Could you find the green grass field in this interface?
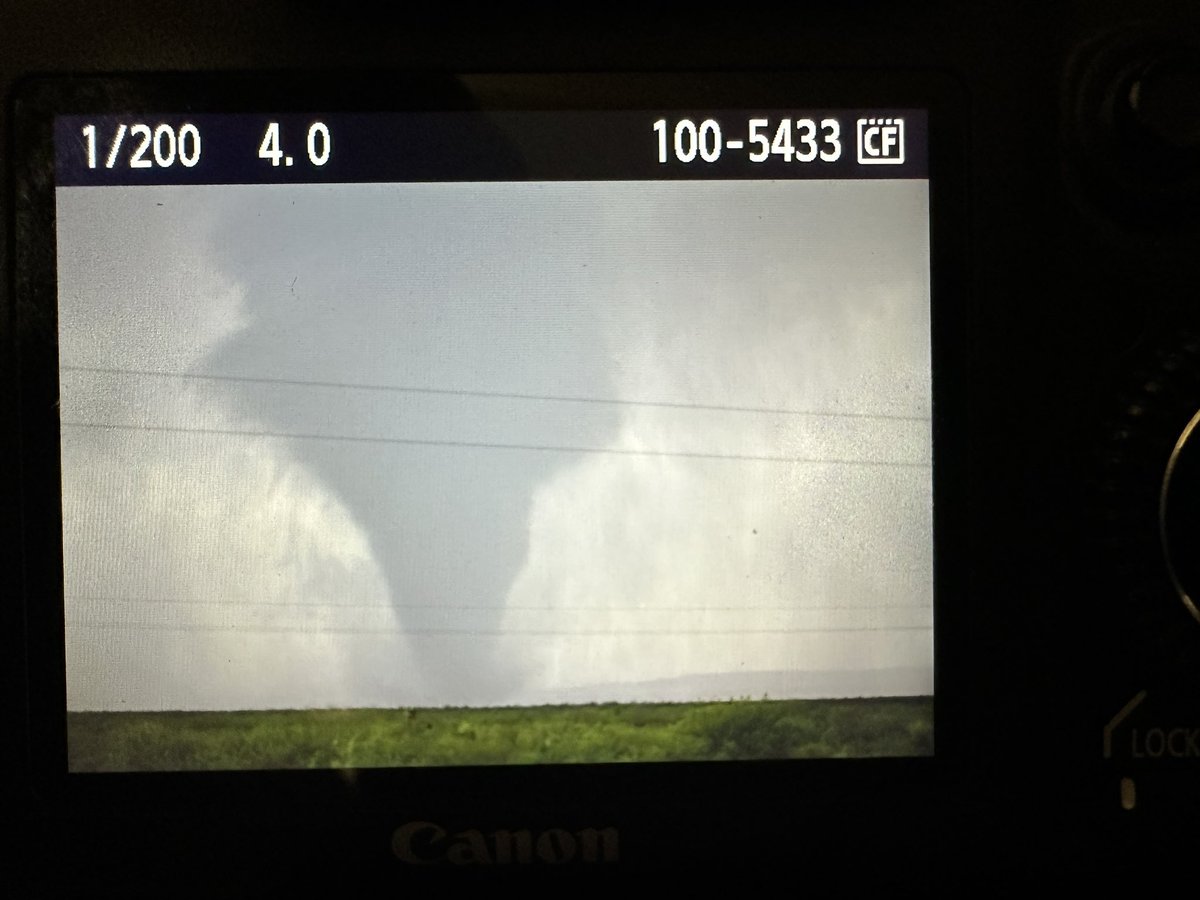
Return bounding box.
[67,696,933,772]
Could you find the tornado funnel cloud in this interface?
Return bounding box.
[199,184,625,704]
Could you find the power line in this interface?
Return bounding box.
[68,620,933,637]
[61,420,932,468]
[61,364,932,423]
[65,595,932,612]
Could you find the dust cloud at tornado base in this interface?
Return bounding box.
[56,179,932,710]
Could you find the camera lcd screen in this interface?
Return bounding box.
[51,108,933,771]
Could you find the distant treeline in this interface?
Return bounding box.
[67,696,933,772]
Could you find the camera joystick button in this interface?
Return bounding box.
[1066,34,1200,228]
[1124,56,1200,157]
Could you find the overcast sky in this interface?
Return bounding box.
[56,178,932,711]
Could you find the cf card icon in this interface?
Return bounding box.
[856,117,905,165]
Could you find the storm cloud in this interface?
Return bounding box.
[56,178,932,710]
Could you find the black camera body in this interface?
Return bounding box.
[3,0,1198,886]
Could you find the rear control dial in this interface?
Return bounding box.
[1161,408,1200,624]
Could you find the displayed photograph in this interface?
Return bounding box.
[56,177,933,770]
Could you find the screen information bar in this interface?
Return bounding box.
[56,111,927,186]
